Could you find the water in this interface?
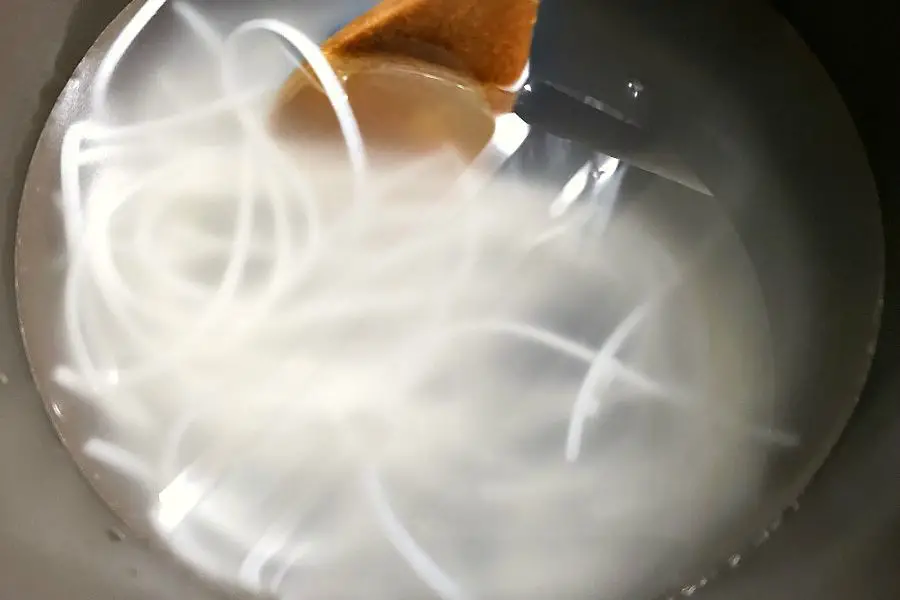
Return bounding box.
[15,2,805,599]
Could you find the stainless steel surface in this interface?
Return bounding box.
[0,0,895,599]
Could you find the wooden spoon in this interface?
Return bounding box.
[327,0,535,93]
[271,0,538,157]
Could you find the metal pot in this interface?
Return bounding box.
[0,0,896,598]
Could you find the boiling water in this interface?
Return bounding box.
[15,2,797,599]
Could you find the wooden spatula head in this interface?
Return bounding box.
[322,0,538,89]
[272,0,539,156]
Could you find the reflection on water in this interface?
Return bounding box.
[15,2,799,600]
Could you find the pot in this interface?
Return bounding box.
[0,0,896,598]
